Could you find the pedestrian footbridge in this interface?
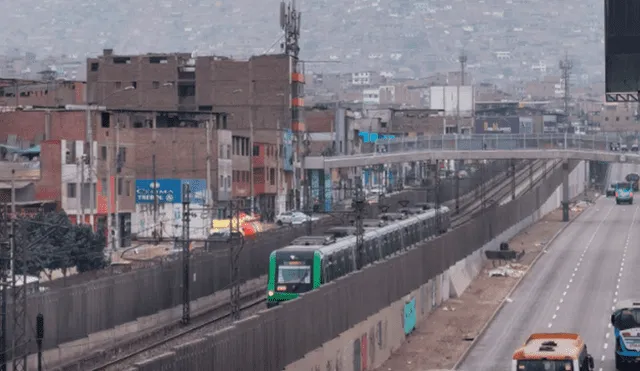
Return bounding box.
[304,133,639,170]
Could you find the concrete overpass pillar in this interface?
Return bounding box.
[562,160,570,222]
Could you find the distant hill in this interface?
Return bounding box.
[2,0,604,82]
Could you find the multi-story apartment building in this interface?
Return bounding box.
[0,79,86,106]
[0,108,136,247]
[86,49,304,212]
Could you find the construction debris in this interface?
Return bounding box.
[488,263,527,278]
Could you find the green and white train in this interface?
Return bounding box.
[266,206,451,307]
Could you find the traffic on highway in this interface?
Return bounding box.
[457,165,640,371]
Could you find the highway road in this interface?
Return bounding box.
[457,164,640,371]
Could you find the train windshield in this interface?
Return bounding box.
[277,264,311,284]
[613,308,640,330]
[516,360,573,371]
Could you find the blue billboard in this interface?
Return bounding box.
[135,179,207,204]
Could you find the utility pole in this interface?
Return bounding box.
[559,53,573,118]
[114,119,121,250]
[354,184,366,270]
[76,156,83,224]
[152,155,158,244]
[151,113,158,243]
[434,160,442,233]
[249,81,255,216]
[11,169,27,371]
[455,52,467,215]
[86,106,95,228]
[80,155,85,224]
[106,126,113,251]
[275,119,281,216]
[229,200,243,321]
[206,114,213,232]
[0,204,8,371]
[181,183,191,325]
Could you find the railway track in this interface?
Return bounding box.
[52,288,267,371]
[451,159,558,228]
[52,161,548,370]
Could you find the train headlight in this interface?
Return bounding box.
[268,290,274,297]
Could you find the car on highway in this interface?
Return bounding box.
[275,211,317,226]
[512,333,594,371]
[625,173,640,191]
[607,182,619,197]
[611,300,640,370]
[616,182,634,205]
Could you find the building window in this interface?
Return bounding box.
[118,147,127,163]
[226,145,231,159]
[65,141,76,164]
[233,171,237,182]
[220,175,224,189]
[67,183,77,198]
[253,145,259,156]
[115,81,122,89]
[152,81,160,89]
[101,178,108,196]
[270,168,276,186]
[125,180,131,196]
[90,63,99,71]
[131,81,137,89]
[219,144,225,159]
[226,176,231,189]
[118,178,123,196]
[100,145,107,160]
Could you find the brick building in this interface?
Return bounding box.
[0,108,137,247]
[0,79,86,106]
[86,49,305,212]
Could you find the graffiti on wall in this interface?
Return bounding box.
[403,297,417,335]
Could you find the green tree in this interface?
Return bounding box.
[12,211,108,278]
[72,224,108,273]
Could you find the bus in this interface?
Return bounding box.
[512,333,594,371]
[611,300,640,370]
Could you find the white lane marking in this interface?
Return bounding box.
[552,314,557,320]
[548,323,552,328]
[601,205,640,364]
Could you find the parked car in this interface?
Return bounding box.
[632,144,639,152]
[621,144,629,152]
[275,211,318,225]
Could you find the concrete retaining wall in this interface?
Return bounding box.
[284,160,588,371]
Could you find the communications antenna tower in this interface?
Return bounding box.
[559,53,573,117]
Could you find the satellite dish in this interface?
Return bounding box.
[279,1,286,29]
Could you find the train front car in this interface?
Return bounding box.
[266,247,320,308]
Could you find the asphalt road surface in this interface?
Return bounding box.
[457,164,640,371]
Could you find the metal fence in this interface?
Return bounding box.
[127,160,572,371]
[0,159,515,357]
